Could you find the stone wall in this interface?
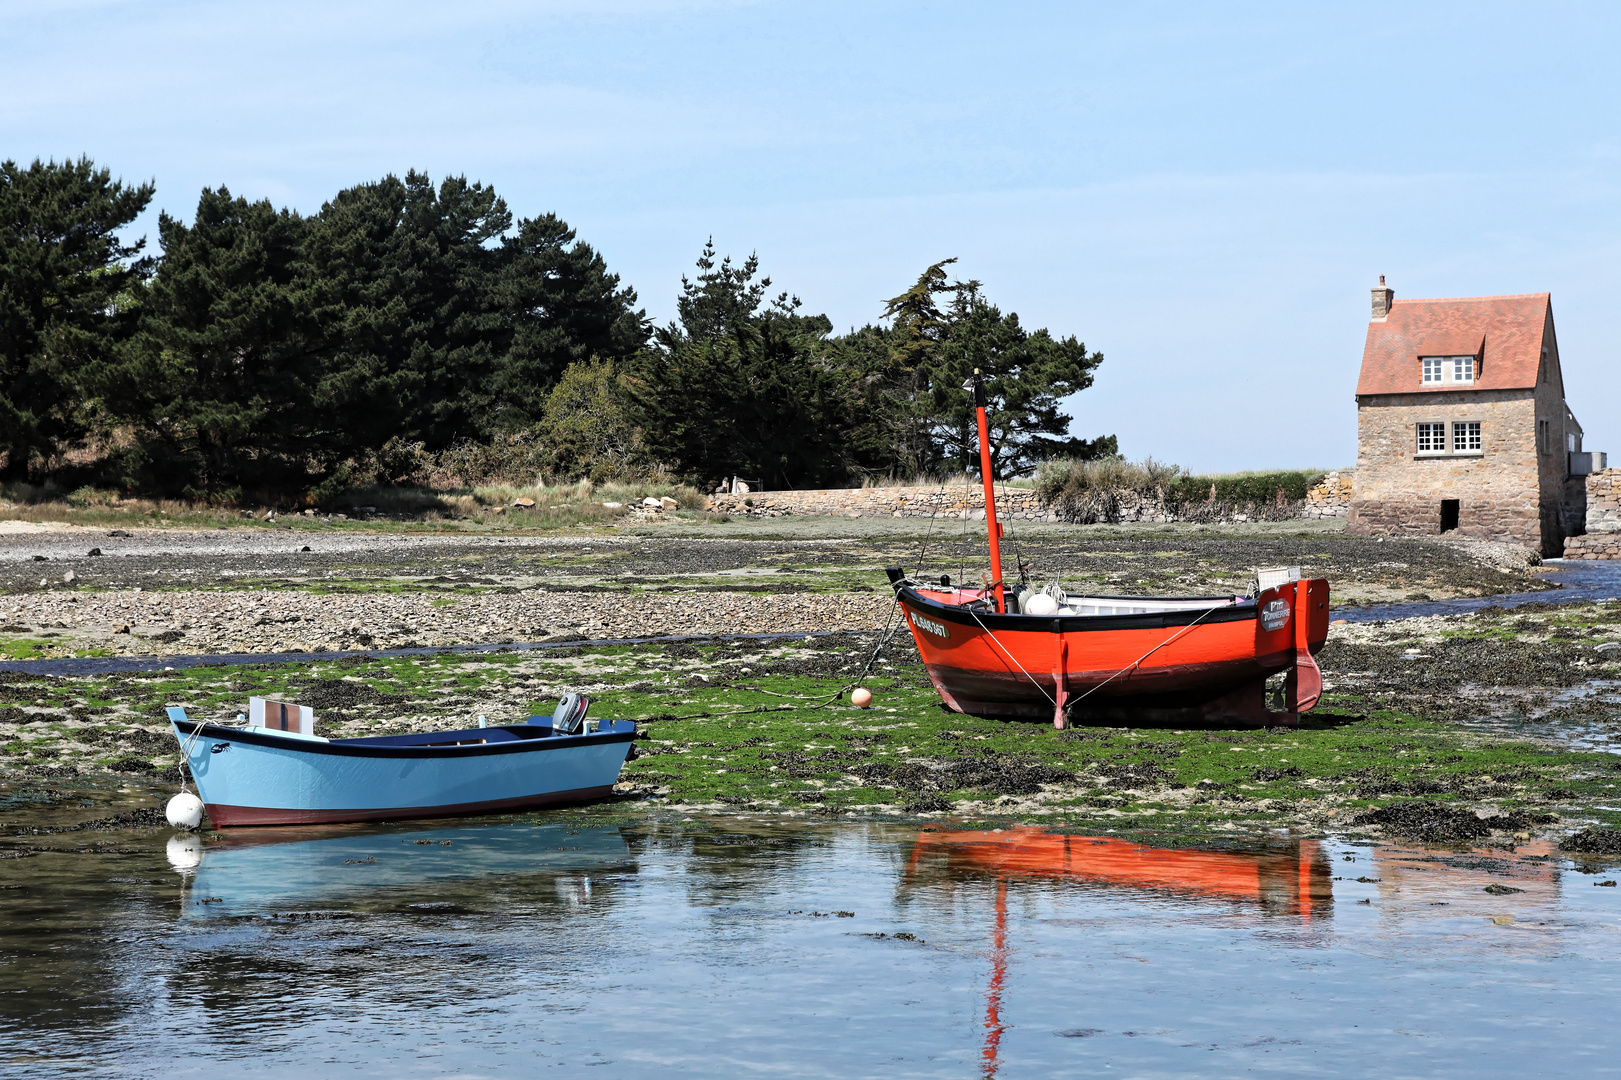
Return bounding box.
[1302,471,1354,519]
[706,474,1354,523]
[1347,389,1548,550]
[1563,469,1621,560]
[707,486,1060,520]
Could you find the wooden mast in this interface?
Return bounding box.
[971,369,1006,613]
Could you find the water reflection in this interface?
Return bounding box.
[179,822,631,914]
[2,812,1619,1077]
[903,828,1334,1076]
[1338,557,1621,622]
[906,827,1332,917]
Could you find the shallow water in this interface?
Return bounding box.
[2,809,1619,1078]
[1339,558,1621,623]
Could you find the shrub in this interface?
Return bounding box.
[1035,457,1326,524]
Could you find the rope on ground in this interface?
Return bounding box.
[641,596,907,723]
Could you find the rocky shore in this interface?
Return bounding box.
[0,588,895,657]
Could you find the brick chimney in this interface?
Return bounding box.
[1371,275,1394,321]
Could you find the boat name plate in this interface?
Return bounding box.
[1261,598,1290,632]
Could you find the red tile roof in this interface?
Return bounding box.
[1357,293,1550,395]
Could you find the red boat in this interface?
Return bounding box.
[888,372,1329,729]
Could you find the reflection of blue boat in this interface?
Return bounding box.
[168,707,636,827]
[184,823,632,913]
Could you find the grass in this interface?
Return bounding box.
[0,478,706,532]
[3,628,1616,839]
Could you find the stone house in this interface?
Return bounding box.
[1346,279,1601,556]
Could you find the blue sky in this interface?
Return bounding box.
[4,1,1618,471]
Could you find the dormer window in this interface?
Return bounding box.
[1421,355,1475,385]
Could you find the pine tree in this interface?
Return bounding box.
[0,157,153,479]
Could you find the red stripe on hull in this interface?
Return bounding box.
[895,579,1329,726]
[205,785,615,827]
[924,653,1292,710]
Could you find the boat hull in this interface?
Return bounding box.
[171,712,635,827]
[890,573,1329,726]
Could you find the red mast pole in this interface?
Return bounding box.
[971,369,1006,613]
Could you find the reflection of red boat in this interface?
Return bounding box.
[888,372,1329,728]
[905,826,1332,1078]
[907,826,1332,917]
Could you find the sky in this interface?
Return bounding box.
[3,0,1618,472]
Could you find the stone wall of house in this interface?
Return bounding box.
[1562,469,1621,560]
[1533,337,1583,555]
[1347,389,1548,550]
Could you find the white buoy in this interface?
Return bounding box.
[851,687,873,708]
[166,791,204,830]
[165,834,203,871]
[1024,592,1060,616]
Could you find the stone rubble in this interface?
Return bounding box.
[0,588,896,657]
[708,476,1355,522]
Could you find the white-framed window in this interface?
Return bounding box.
[1416,420,1483,456]
[1420,356,1476,385]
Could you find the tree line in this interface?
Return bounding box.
[0,156,1114,500]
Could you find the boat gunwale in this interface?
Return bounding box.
[172,718,636,760]
[889,577,1265,634]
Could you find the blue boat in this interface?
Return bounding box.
[168,704,637,827]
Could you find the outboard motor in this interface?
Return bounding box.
[550,693,591,734]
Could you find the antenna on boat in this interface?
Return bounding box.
[965,368,1007,613]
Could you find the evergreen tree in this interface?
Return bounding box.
[0,157,153,479]
[875,258,966,477]
[112,188,315,495]
[482,213,647,434]
[926,283,1107,477]
[627,243,856,488]
[300,171,510,456]
[872,259,1110,478]
[117,171,646,494]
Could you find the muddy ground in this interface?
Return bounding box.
[0,519,1546,658]
[3,516,1618,849]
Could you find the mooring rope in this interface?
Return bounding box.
[1066,602,1226,706]
[965,608,1058,708]
[649,592,909,723]
[964,598,1231,717]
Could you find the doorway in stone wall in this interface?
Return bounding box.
[1440,499,1460,532]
